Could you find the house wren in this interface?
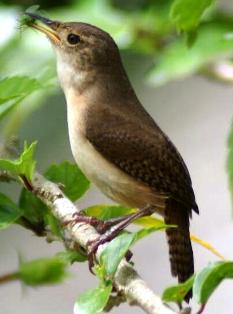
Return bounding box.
[25,13,199,300]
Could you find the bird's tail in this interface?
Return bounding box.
[164,199,194,302]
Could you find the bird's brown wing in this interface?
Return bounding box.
[86,108,197,292]
[85,111,198,214]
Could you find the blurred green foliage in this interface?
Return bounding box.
[0,141,36,180]
[17,256,68,286]
[0,192,23,229]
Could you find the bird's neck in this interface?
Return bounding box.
[56,51,137,105]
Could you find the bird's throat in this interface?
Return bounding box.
[56,51,96,95]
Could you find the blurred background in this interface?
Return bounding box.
[0,0,233,313]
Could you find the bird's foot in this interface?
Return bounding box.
[64,211,104,231]
[65,211,139,234]
[86,206,153,271]
[86,232,133,272]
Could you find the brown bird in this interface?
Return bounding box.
[25,13,199,300]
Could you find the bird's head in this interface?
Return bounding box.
[25,13,121,92]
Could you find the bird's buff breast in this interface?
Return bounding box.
[66,91,166,211]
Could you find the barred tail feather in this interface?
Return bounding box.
[165,199,194,302]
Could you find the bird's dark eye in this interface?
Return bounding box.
[67,33,81,45]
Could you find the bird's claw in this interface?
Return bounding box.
[86,238,102,272]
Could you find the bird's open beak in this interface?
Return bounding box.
[25,12,61,44]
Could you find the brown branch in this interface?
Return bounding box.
[0,170,16,182]
[0,272,18,285]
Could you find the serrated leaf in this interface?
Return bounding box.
[0,193,23,229]
[18,256,68,286]
[57,250,87,263]
[74,283,112,314]
[0,142,37,181]
[162,275,195,303]
[148,22,233,86]
[45,161,90,201]
[193,261,233,304]
[170,0,213,32]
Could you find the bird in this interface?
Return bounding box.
[25,12,199,301]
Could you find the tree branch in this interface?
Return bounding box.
[30,172,178,314]
[0,138,187,314]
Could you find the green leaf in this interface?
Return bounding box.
[57,250,87,263]
[20,6,47,29]
[25,5,40,14]
[84,204,168,230]
[99,232,135,279]
[0,193,23,229]
[84,205,133,220]
[74,283,112,314]
[0,97,24,119]
[134,216,168,229]
[0,95,19,105]
[18,256,68,286]
[45,161,90,201]
[193,261,233,304]
[162,275,195,303]
[0,75,48,118]
[45,212,63,238]
[99,225,168,278]
[0,76,42,103]
[19,188,63,238]
[0,76,44,118]
[170,0,213,32]
[132,225,170,242]
[19,188,47,225]
[148,22,233,86]
[0,142,37,181]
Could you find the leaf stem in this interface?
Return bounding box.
[196,304,206,314]
[0,272,18,285]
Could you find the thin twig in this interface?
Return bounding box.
[0,272,18,285]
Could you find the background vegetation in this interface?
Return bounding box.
[0,0,233,313]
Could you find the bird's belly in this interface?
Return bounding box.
[68,126,166,212]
